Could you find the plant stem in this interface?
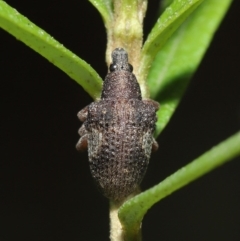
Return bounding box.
[110,192,142,241]
[110,201,124,241]
[106,0,147,88]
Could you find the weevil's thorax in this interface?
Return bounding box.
[101,48,142,100]
[101,71,142,100]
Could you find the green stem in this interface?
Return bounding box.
[110,191,142,241]
[106,0,147,84]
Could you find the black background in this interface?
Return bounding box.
[1,0,240,240]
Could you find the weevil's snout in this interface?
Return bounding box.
[109,48,133,72]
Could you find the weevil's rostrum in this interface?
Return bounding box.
[76,48,159,201]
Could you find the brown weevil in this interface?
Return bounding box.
[76,48,159,201]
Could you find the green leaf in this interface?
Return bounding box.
[0,0,102,99]
[148,0,233,136]
[119,131,240,238]
[139,0,203,96]
[88,0,113,26]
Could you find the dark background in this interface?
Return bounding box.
[1,0,240,240]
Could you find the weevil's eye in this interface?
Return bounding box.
[128,64,133,72]
[109,64,117,72]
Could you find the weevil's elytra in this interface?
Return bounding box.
[76,48,159,201]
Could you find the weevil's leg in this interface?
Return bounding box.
[143,99,160,111]
[143,99,159,153]
[78,124,87,137]
[77,105,88,122]
[76,107,88,151]
[76,134,88,152]
[152,138,159,152]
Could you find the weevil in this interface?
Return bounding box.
[76,48,159,201]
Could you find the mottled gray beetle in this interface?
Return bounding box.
[76,48,159,201]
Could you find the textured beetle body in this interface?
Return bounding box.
[76,48,159,201]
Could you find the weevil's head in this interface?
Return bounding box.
[101,48,142,100]
[109,48,133,72]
